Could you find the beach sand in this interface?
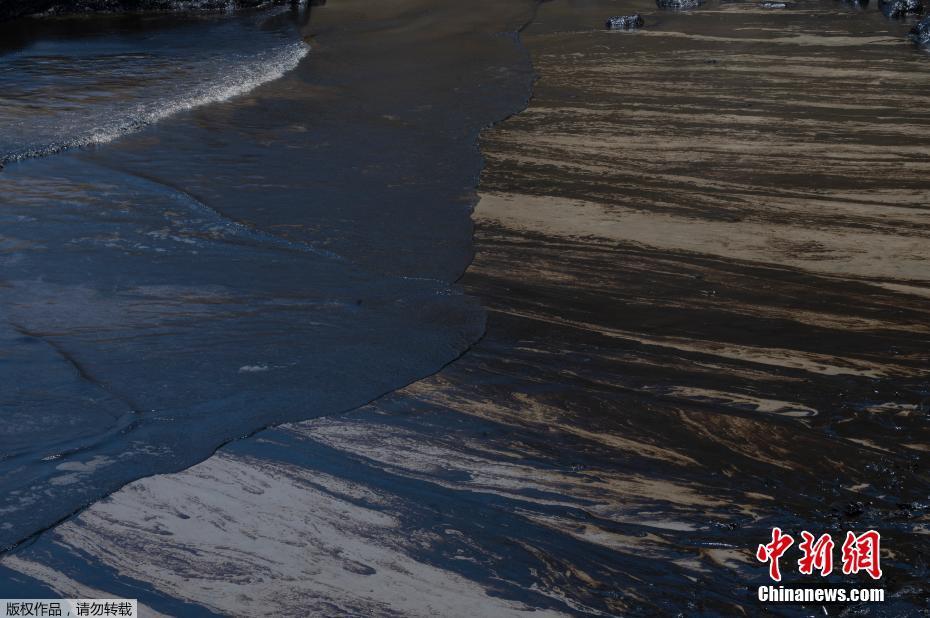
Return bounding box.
[3,0,930,615]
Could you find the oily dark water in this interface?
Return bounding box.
[0,0,926,614]
[0,11,308,164]
[0,0,538,550]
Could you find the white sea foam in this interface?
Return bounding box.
[2,40,309,164]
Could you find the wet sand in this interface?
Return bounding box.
[3,0,930,615]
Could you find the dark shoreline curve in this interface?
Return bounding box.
[2,0,929,616]
[0,0,540,556]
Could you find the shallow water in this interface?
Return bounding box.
[0,0,928,614]
[0,12,308,164]
[0,1,537,550]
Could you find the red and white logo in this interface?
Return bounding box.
[757,528,882,582]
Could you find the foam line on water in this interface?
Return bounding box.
[1,40,309,165]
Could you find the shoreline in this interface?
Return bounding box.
[0,0,537,556]
[2,0,929,614]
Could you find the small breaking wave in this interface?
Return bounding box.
[0,27,308,166]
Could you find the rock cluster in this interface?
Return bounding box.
[605,14,644,29]
[656,0,705,9]
[0,0,285,21]
[879,0,924,18]
[911,15,930,47]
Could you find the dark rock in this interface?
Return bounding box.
[844,501,866,517]
[656,0,705,8]
[879,0,924,18]
[911,15,930,46]
[605,14,644,29]
[0,0,285,22]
